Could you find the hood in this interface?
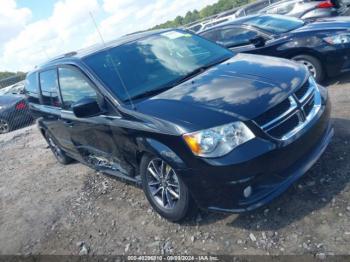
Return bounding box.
[135,53,308,132]
[294,17,350,33]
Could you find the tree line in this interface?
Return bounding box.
[0,71,26,81]
[152,0,253,29]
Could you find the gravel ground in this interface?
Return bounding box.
[0,74,350,256]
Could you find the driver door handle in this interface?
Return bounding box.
[62,119,74,127]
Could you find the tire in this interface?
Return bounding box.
[0,118,11,134]
[292,55,324,82]
[45,131,74,165]
[140,154,195,222]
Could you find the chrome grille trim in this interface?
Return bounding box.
[299,78,316,103]
[257,77,321,141]
[261,96,298,130]
[280,88,321,141]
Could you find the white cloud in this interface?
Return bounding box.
[1,0,99,72]
[88,0,218,43]
[0,0,31,44]
[1,0,218,72]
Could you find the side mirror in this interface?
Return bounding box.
[72,97,102,118]
[249,36,266,48]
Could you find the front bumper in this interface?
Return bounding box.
[181,98,332,213]
[324,45,350,77]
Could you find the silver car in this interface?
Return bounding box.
[259,0,348,19]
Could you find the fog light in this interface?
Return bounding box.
[243,186,252,198]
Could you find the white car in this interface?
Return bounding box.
[0,81,25,96]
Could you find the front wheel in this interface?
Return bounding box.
[45,131,73,165]
[292,55,324,82]
[140,154,195,222]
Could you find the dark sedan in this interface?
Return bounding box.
[200,15,350,82]
[0,95,33,134]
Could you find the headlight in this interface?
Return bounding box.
[183,122,255,158]
[323,33,350,45]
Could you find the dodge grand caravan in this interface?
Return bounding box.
[25,29,333,222]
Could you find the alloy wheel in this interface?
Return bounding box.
[146,158,180,209]
[296,59,317,79]
[48,136,64,161]
[0,119,10,134]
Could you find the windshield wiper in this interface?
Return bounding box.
[127,55,232,102]
[127,86,175,101]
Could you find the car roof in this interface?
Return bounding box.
[33,28,171,71]
[260,0,298,10]
[199,14,294,33]
[199,14,261,33]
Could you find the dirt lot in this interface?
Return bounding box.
[1,74,350,256]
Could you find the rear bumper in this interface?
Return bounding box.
[301,8,338,19]
[1,109,33,126]
[181,98,332,212]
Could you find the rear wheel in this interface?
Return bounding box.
[0,118,11,134]
[45,131,73,165]
[292,55,324,82]
[140,154,195,222]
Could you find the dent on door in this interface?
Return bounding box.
[62,110,135,176]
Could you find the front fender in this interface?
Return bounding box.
[136,137,187,170]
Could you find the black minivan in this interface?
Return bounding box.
[25,29,333,222]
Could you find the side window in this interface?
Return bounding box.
[264,2,295,14]
[276,2,295,15]
[200,30,219,42]
[245,0,270,15]
[39,70,61,107]
[58,67,97,110]
[264,6,279,14]
[25,73,40,103]
[217,27,258,48]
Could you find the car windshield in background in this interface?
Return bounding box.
[83,30,233,102]
[245,15,304,34]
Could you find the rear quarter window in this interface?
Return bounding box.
[39,70,61,107]
[24,73,40,104]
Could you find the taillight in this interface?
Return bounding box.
[16,101,26,110]
[317,1,334,8]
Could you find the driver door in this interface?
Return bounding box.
[57,65,129,174]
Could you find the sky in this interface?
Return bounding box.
[0,0,218,72]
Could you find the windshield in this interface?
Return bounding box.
[83,30,233,102]
[245,15,304,34]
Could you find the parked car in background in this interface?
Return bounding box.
[0,94,33,134]
[258,0,348,19]
[0,81,25,96]
[186,22,205,33]
[200,14,350,82]
[25,29,332,222]
[199,16,235,32]
[186,0,282,33]
[234,0,283,17]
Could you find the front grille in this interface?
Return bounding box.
[303,94,315,117]
[253,77,321,141]
[294,80,310,100]
[254,99,290,126]
[268,114,300,138]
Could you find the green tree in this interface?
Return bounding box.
[151,0,252,30]
[0,72,18,81]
